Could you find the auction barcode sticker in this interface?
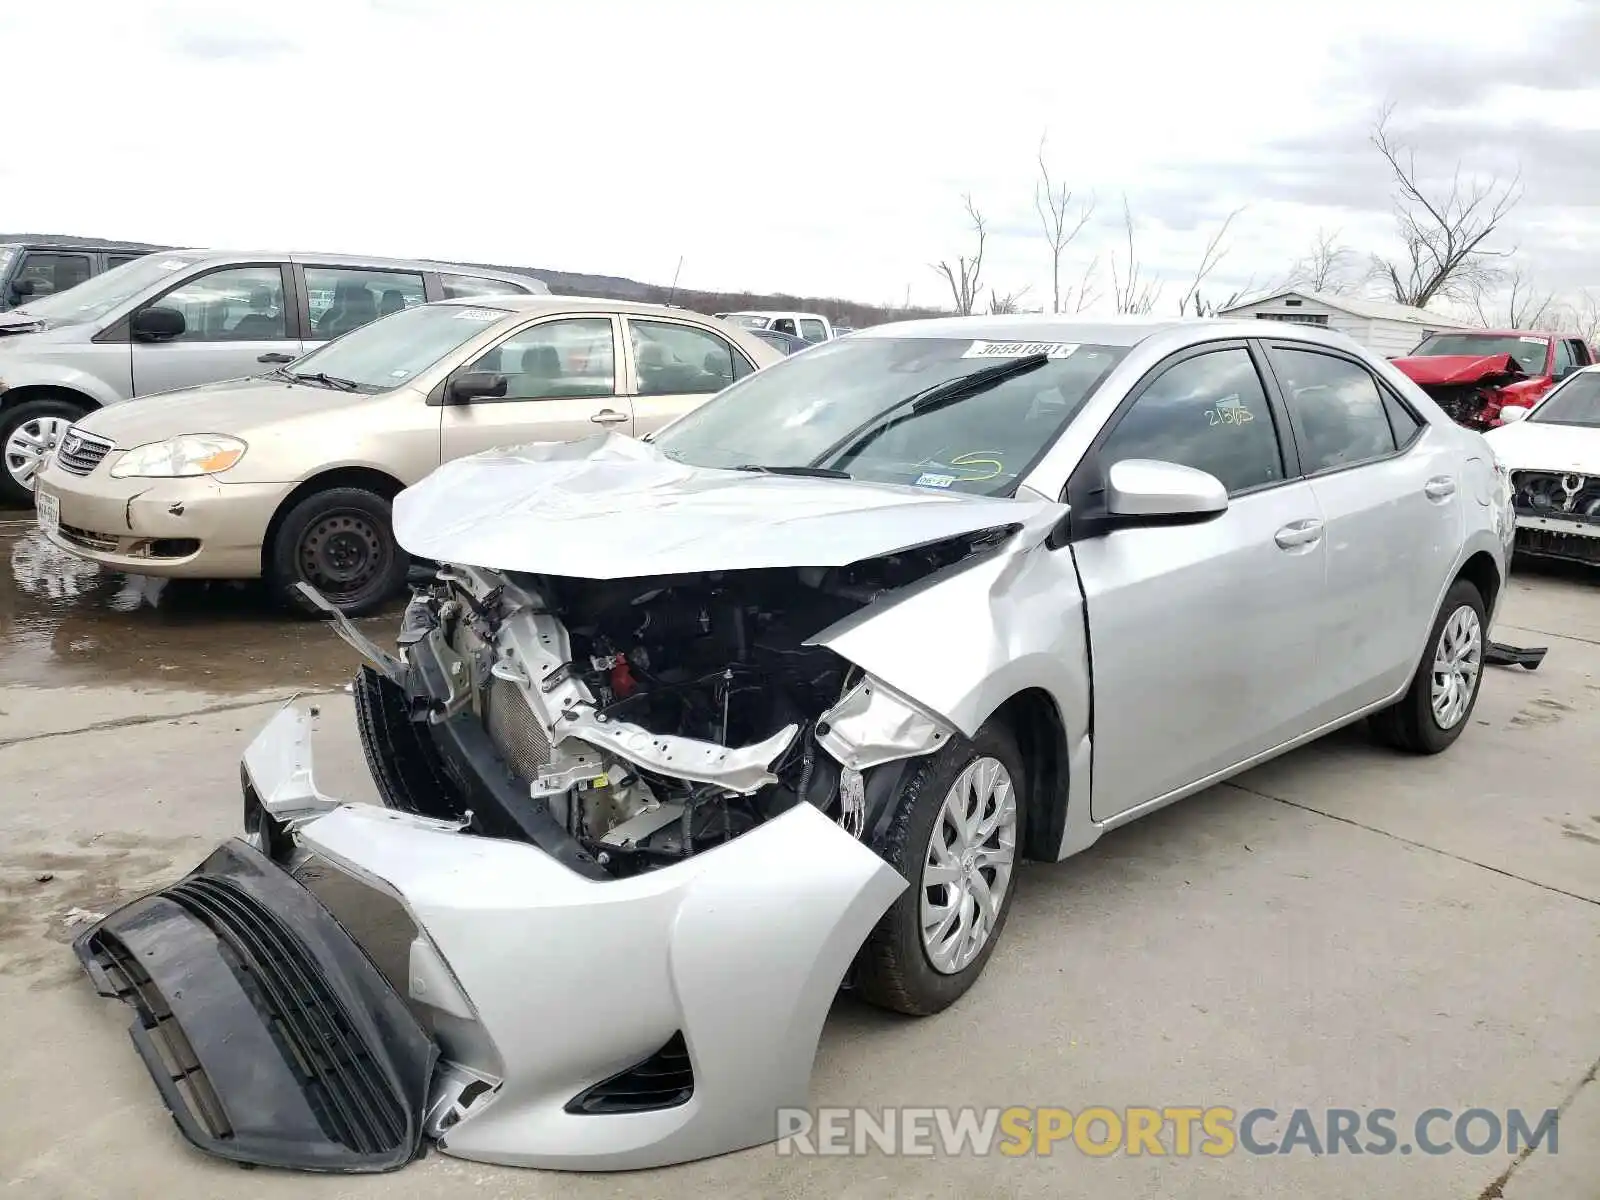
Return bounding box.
[962,340,1079,359]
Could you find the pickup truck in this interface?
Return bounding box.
[1390,329,1595,430]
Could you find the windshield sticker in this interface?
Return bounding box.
[1519,336,1546,343]
[453,307,503,322]
[390,368,412,378]
[157,259,189,270]
[962,340,1079,360]
[1205,394,1255,427]
[914,472,956,489]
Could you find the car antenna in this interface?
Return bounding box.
[665,255,684,308]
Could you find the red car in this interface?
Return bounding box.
[1390,330,1595,430]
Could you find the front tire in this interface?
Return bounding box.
[1369,578,1487,754]
[0,397,87,505]
[854,722,1026,1016]
[266,487,409,618]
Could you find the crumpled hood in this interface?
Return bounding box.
[1391,353,1527,387]
[392,432,1065,578]
[1483,420,1600,472]
[0,308,48,336]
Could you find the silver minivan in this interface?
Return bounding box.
[0,249,549,503]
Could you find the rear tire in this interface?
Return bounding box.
[0,396,88,506]
[266,487,409,618]
[854,721,1027,1017]
[1369,578,1487,754]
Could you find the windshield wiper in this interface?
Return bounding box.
[806,353,1051,469]
[732,463,852,479]
[289,370,361,392]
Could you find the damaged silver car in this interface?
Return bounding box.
[76,317,1512,1174]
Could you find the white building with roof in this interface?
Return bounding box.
[1217,288,1475,358]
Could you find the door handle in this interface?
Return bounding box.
[589,409,628,425]
[1425,476,1456,500]
[1274,518,1324,550]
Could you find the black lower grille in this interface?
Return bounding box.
[1516,526,1600,564]
[565,1032,695,1115]
[161,875,408,1156]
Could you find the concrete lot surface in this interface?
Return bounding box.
[0,515,1596,1199]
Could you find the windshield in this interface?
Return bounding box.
[282,301,512,391]
[0,246,15,277]
[1411,333,1549,376]
[16,253,203,326]
[653,336,1129,496]
[727,314,771,330]
[1529,372,1600,427]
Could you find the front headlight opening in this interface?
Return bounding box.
[109,435,247,479]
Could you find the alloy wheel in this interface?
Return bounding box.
[4,415,72,491]
[1430,604,1482,730]
[920,755,1019,975]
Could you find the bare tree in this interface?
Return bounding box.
[932,194,986,315]
[1284,228,1358,294]
[1175,207,1246,316]
[1471,266,1556,329]
[1034,135,1096,314]
[1062,254,1102,314]
[1110,196,1162,315]
[1557,289,1600,345]
[986,285,1032,315]
[1369,102,1523,309]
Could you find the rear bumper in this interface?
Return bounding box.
[74,838,437,1173]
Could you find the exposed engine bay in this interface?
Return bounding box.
[1511,469,1600,523]
[353,529,1009,877]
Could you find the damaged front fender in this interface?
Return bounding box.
[815,674,956,770]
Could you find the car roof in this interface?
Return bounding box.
[1465,329,1558,339]
[143,248,544,289]
[726,309,828,320]
[853,313,1377,350]
[431,294,752,320]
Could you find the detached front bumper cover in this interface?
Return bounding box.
[73,839,438,1173]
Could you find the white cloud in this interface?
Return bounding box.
[2,0,1596,313]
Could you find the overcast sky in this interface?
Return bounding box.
[4,0,1598,317]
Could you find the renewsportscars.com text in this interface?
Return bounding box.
[775,1106,1560,1158]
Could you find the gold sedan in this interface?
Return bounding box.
[33,297,781,615]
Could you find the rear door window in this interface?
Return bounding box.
[305,267,427,339]
[629,318,754,394]
[1268,346,1399,472]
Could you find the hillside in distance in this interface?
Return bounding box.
[2,233,946,328]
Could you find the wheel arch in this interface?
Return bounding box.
[988,687,1070,863]
[260,465,408,574]
[1454,549,1502,616]
[0,384,100,418]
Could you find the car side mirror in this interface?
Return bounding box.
[447,371,508,403]
[1498,404,1531,424]
[9,278,35,299]
[1104,458,1229,524]
[131,306,186,340]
